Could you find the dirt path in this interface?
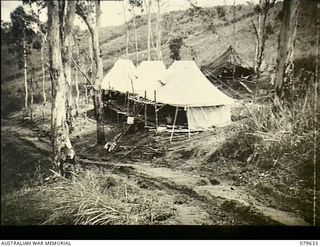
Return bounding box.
[1,117,310,225]
[78,158,310,225]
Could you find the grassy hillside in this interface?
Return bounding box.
[98,1,318,70]
[1,1,318,115]
[1,2,319,227]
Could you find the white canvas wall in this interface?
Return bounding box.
[187,105,231,130]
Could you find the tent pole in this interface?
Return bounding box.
[187,108,191,139]
[144,90,147,129]
[170,106,179,143]
[127,92,130,116]
[133,100,136,115]
[154,90,158,132]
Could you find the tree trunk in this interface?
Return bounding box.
[156,0,162,60]
[48,0,75,174]
[78,1,105,145]
[30,68,35,121]
[23,32,28,111]
[253,0,275,78]
[41,37,47,123]
[84,85,88,122]
[254,2,262,77]
[62,1,76,131]
[122,0,129,59]
[75,67,79,117]
[89,35,93,84]
[132,7,139,63]
[93,1,105,145]
[146,0,151,60]
[274,0,300,102]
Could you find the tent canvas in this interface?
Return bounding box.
[206,46,243,73]
[155,60,234,107]
[202,46,253,78]
[187,105,231,129]
[155,60,234,130]
[102,59,234,131]
[101,59,136,93]
[132,61,167,98]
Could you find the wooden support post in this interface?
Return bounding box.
[170,106,179,143]
[144,90,147,128]
[154,90,158,132]
[133,101,136,116]
[127,92,130,116]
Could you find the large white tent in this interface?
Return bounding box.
[132,61,167,98]
[101,59,136,93]
[155,61,234,129]
[102,59,234,130]
[155,61,234,106]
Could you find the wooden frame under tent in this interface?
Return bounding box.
[128,89,196,142]
[101,59,235,142]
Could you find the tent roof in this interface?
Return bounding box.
[132,61,167,98]
[101,59,136,93]
[155,60,234,107]
[202,46,252,76]
[209,46,242,68]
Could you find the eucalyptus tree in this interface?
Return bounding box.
[274,0,300,102]
[76,0,106,145]
[47,0,76,174]
[155,0,163,60]
[22,0,48,121]
[129,0,143,63]
[251,0,276,78]
[10,6,37,111]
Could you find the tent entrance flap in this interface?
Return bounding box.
[187,105,231,130]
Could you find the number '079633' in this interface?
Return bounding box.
[300,241,318,245]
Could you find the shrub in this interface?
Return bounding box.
[216,6,226,19]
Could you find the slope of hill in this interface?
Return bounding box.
[1,2,318,227]
[1,1,318,115]
[98,1,318,71]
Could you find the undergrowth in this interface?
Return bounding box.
[205,96,319,223]
[2,169,176,225]
[212,97,318,173]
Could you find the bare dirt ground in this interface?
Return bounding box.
[1,110,311,225]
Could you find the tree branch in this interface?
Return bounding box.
[71,57,94,88]
[251,19,259,39]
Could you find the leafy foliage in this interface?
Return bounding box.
[129,0,143,8]
[1,21,12,45]
[216,6,226,19]
[9,6,37,68]
[169,37,184,61]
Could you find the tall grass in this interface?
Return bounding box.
[2,168,176,225]
[39,170,175,225]
[205,94,319,223]
[244,99,317,174]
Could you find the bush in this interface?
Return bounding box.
[216,6,226,19]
